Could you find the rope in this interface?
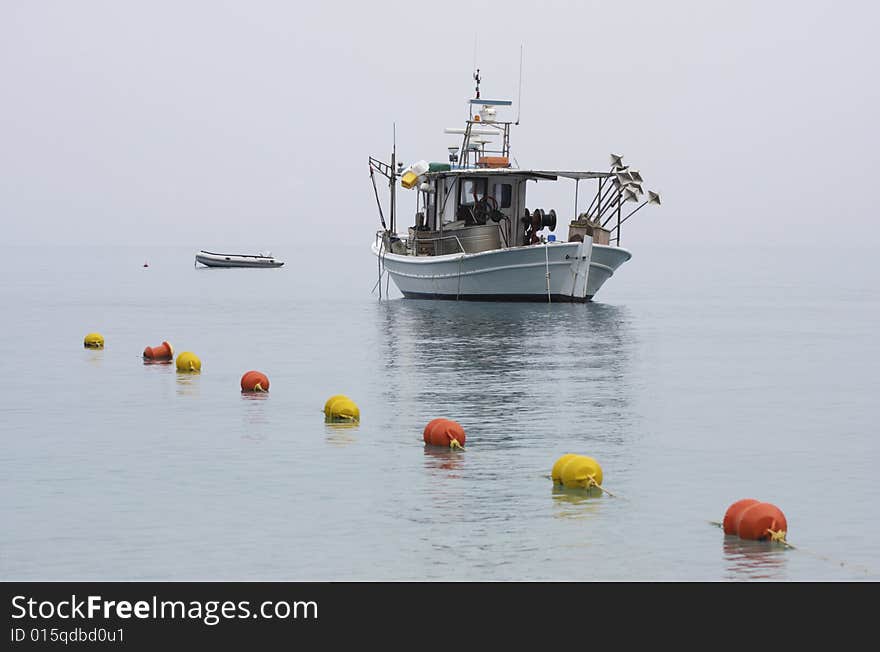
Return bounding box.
[544,474,620,498]
[707,521,872,572]
[586,475,617,497]
[708,520,791,546]
[544,243,551,303]
[768,528,790,546]
[371,273,382,295]
[370,167,387,231]
[373,236,390,300]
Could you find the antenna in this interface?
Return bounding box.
[515,44,523,125]
[473,34,478,80]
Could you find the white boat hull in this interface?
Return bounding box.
[195,251,284,268]
[586,244,633,298]
[372,238,630,302]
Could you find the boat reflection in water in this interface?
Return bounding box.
[376,298,635,450]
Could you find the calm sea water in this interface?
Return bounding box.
[1,243,877,581]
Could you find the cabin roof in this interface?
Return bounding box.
[425,169,612,181]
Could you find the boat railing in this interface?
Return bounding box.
[411,233,466,256]
[376,230,465,256]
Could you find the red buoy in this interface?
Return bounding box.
[241,370,270,392]
[722,498,761,535]
[423,418,466,449]
[422,418,447,441]
[143,341,174,362]
[737,502,788,541]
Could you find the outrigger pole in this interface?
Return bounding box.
[391,123,397,235]
[596,178,642,222]
[601,187,640,227]
[609,191,662,230]
[368,155,394,231]
[586,157,632,219]
[369,165,387,231]
[590,178,623,221]
[367,123,401,235]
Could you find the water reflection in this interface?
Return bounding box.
[239,392,269,440]
[84,350,103,367]
[240,392,269,402]
[175,373,200,397]
[423,446,465,476]
[325,423,358,446]
[376,300,635,446]
[241,430,268,442]
[722,536,788,580]
[551,485,603,519]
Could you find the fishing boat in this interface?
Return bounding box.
[194,250,284,268]
[369,70,660,302]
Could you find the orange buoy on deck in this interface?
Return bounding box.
[241,370,270,392]
[722,498,760,535]
[423,418,466,449]
[143,340,174,362]
[736,502,788,541]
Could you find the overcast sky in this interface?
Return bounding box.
[2,0,878,250]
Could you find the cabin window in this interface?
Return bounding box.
[493,183,512,209]
[459,178,487,205]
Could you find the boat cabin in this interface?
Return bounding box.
[370,72,657,258]
[406,168,614,256]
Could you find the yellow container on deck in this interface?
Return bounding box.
[401,160,429,189]
[401,171,419,189]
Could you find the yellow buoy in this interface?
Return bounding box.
[324,395,359,423]
[551,454,580,484]
[83,332,104,349]
[323,394,349,415]
[176,351,201,373]
[560,455,604,490]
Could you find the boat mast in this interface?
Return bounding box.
[460,70,481,167]
[390,123,397,235]
[459,71,513,167]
